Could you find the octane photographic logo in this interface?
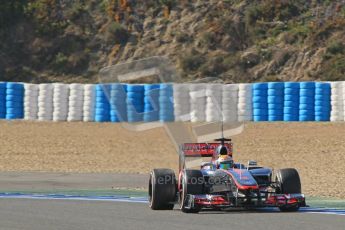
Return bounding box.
[99,56,244,164]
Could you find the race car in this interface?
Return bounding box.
[149,138,306,213]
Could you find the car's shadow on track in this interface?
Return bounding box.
[171,208,282,215]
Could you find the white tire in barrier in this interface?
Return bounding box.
[330,81,343,89]
[69,83,83,91]
[24,83,39,91]
[238,83,252,91]
[39,84,53,91]
[223,84,239,92]
[223,91,239,98]
[238,115,252,122]
[189,84,206,91]
[190,91,206,99]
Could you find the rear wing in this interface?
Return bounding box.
[181,143,233,157]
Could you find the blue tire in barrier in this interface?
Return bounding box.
[267,89,284,96]
[253,90,268,96]
[284,114,299,121]
[299,104,314,110]
[315,82,331,89]
[299,89,314,97]
[284,100,299,107]
[268,103,284,110]
[299,115,315,121]
[127,85,144,92]
[6,101,23,108]
[253,109,268,116]
[144,84,160,91]
[314,106,330,112]
[253,102,268,109]
[6,89,24,96]
[284,82,300,89]
[268,115,283,121]
[5,95,23,102]
[315,116,330,122]
[6,113,23,119]
[252,83,268,90]
[299,97,314,104]
[252,96,267,103]
[267,96,284,104]
[144,114,159,122]
[315,88,330,95]
[268,82,284,89]
[253,116,268,122]
[284,107,299,114]
[299,82,315,89]
[315,94,330,101]
[284,95,299,102]
[6,83,24,90]
[284,88,299,95]
[315,100,330,106]
[268,109,283,116]
[299,110,314,116]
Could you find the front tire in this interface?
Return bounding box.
[179,170,204,213]
[149,169,176,210]
[276,168,301,212]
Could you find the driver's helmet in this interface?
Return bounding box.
[216,155,234,170]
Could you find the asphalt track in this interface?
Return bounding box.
[0,172,344,230]
[0,199,344,230]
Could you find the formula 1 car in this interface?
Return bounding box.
[149,138,306,213]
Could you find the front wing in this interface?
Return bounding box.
[183,193,306,210]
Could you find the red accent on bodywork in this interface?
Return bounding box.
[195,196,230,206]
[222,169,259,190]
[265,195,304,206]
[182,143,233,157]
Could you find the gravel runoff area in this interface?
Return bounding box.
[0,121,344,198]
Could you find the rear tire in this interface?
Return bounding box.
[179,170,204,213]
[276,168,301,212]
[149,169,176,210]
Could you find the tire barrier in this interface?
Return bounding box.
[299,82,315,121]
[24,83,39,121]
[267,82,284,121]
[314,82,331,121]
[189,84,206,122]
[110,84,127,122]
[173,84,190,121]
[143,84,159,122]
[206,84,223,122]
[127,84,144,122]
[0,82,7,119]
[67,84,84,122]
[223,84,238,122]
[38,84,53,121]
[83,84,95,122]
[95,84,110,122]
[252,83,268,122]
[53,83,69,122]
[6,83,24,120]
[284,82,299,121]
[0,81,344,123]
[159,84,174,122]
[330,82,344,121]
[237,84,252,122]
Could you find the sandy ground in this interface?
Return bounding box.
[0,121,344,198]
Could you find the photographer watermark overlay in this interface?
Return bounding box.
[98,56,245,167]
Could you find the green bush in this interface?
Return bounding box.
[52,52,68,73]
[326,41,345,55]
[180,52,205,73]
[320,54,345,81]
[105,22,129,45]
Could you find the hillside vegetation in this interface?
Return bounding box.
[0,0,344,83]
